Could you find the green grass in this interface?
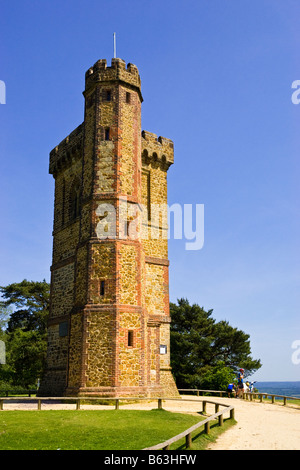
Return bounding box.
[0,408,237,450]
[249,396,300,408]
[288,399,300,406]
[0,409,209,450]
[170,417,236,450]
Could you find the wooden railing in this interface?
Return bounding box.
[243,392,300,405]
[0,395,231,411]
[179,388,300,406]
[0,396,152,410]
[143,398,234,450]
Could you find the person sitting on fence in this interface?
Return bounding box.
[227,382,236,397]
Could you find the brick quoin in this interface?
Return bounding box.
[39,58,178,398]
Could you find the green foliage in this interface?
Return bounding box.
[0,279,49,312]
[0,305,12,334]
[6,329,47,387]
[198,362,236,391]
[170,298,262,389]
[0,280,50,388]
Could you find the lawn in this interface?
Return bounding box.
[0,409,206,450]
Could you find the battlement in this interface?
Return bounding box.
[49,123,174,176]
[85,58,142,96]
[49,123,83,175]
[141,130,174,168]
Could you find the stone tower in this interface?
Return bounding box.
[39,58,178,398]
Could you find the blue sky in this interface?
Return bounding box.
[0,0,299,381]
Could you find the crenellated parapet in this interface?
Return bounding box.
[49,123,83,176]
[84,58,142,100]
[141,130,174,170]
[49,124,174,176]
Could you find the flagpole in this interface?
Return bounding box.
[113,33,116,58]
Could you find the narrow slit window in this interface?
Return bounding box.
[126,92,131,104]
[105,128,110,141]
[126,220,131,238]
[100,280,105,296]
[128,330,134,347]
[106,90,111,101]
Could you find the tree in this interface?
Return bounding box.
[0,280,49,323]
[0,304,12,335]
[170,298,261,389]
[6,329,47,388]
[0,280,50,388]
[199,361,236,391]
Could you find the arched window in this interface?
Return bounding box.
[69,179,81,221]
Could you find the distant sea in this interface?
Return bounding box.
[253,381,300,398]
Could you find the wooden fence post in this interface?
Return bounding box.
[204,421,210,434]
[115,399,119,410]
[218,414,223,427]
[186,433,192,449]
[158,399,162,410]
[37,399,41,410]
[0,400,3,411]
[230,408,235,420]
[202,401,206,414]
[76,399,81,410]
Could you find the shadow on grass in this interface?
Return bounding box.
[171,417,237,450]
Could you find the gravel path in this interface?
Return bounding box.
[205,397,300,450]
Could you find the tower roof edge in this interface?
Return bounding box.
[84,58,142,96]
